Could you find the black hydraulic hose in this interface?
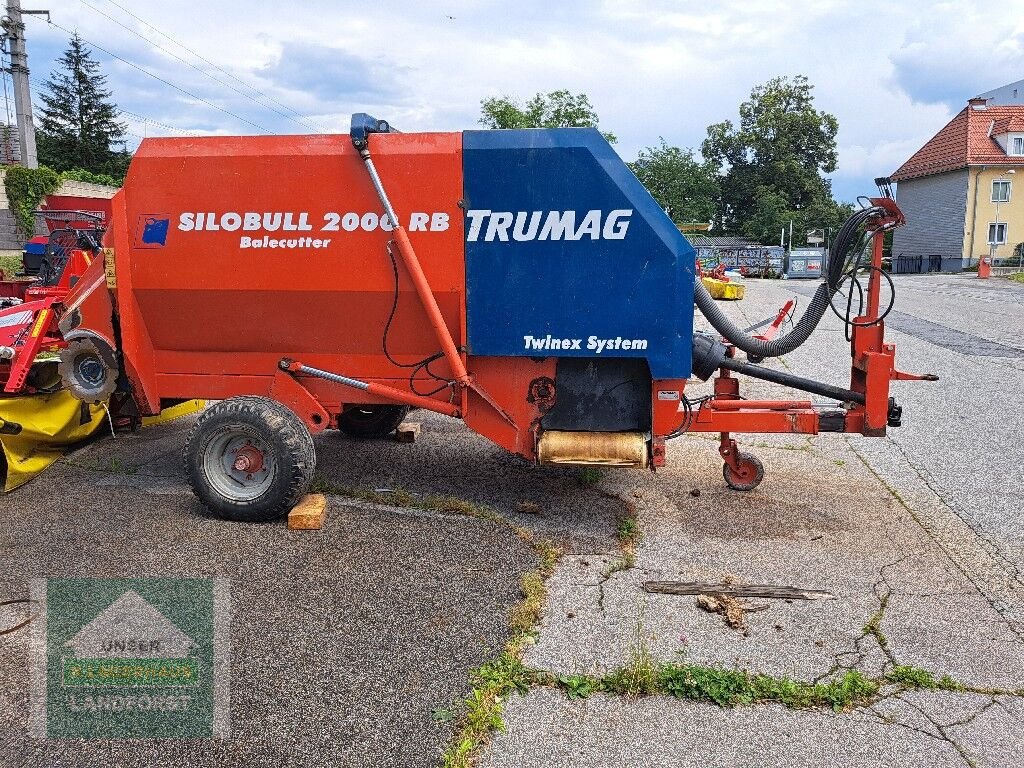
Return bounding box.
[694,206,883,358]
[694,278,832,359]
[719,356,865,405]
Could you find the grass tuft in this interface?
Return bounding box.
[602,623,658,696]
[309,477,503,522]
[863,592,890,651]
[509,571,547,636]
[884,665,966,691]
[576,467,604,487]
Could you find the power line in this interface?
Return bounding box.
[77,0,323,133]
[118,107,198,136]
[27,73,200,137]
[94,0,327,133]
[28,15,273,134]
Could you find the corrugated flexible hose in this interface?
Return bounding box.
[693,206,883,358]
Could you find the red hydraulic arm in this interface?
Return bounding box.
[684,196,934,479]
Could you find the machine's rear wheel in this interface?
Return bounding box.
[337,405,409,439]
[723,451,764,491]
[184,397,315,521]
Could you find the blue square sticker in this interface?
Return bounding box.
[135,215,171,249]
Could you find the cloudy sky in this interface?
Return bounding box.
[13,0,1024,201]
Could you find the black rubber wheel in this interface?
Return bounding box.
[722,451,764,491]
[337,405,409,439]
[183,396,315,522]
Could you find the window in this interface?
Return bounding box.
[1013,136,1024,155]
[993,179,1012,202]
[988,222,1008,245]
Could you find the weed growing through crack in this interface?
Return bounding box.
[602,501,640,579]
[509,572,547,636]
[309,477,503,523]
[602,622,657,696]
[883,665,982,693]
[544,665,880,712]
[66,456,137,475]
[576,466,604,487]
[862,592,891,656]
[444,652,535,768]
[558,674,601,699]
[617,512,639,549]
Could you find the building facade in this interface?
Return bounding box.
[891,90,1024,266]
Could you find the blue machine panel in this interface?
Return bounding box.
[462,128,695,379]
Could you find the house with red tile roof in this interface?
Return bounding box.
[891,93,1024,267]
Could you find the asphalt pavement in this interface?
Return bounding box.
[483,273,1024,768]
[1,273,1023,766]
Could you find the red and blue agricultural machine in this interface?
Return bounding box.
[12,115,932,520]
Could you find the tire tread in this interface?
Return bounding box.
[183,396,316,521]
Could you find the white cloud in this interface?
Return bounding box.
[20,0,1024,199]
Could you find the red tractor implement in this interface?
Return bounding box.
[45,116,934,521]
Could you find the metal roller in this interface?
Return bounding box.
[537,430,648,468]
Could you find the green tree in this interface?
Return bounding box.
[741,186,790,245]
[479,89,616,143]
[629,139,719,226]
[702,75,839,237]
[36,34,130,178]
[742,188,853,247]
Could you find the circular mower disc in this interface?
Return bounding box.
[58,337,119,403]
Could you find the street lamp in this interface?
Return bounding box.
[991,169,1016,267]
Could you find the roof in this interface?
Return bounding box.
[689,235,762,248]
[991,115,1024,135]
[974,78,1024,106]
[892,102,1024,181]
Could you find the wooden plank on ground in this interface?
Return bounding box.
[643,581,834,600]
[288,494,327,530]
[395,422,421,443]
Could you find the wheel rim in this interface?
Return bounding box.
[203,428,276,502]
[729,464,755,483]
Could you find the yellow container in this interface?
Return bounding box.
[701,277,745,301]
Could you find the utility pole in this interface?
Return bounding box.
[3,0,48,168]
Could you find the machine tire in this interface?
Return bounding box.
[337,405,409,439]
[184,396,315,522]
[722,451,764,491]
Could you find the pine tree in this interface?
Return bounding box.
[36,33,130,178]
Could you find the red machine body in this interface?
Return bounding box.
[53,121,929,519]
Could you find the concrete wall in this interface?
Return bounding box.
[892,170,968,260]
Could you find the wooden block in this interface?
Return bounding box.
[395,422,421,443]
[288,493,327,530]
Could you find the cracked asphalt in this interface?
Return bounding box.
[1,272,1022,766]
[484,273,1024,768]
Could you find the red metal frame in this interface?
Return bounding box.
[681,197,918,450]
[1,244,96,394]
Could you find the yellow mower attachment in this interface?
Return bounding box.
[0,390,106,491]
[1,390,205,491]
[700,277,745,301]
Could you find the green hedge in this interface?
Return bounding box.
[58,168,122,188]
[3,165,122,238]
[4,165,61,237]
